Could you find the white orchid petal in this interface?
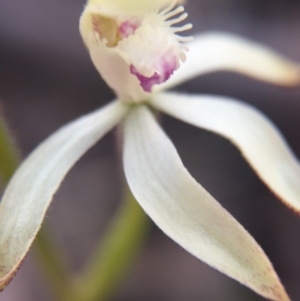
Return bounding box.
[123,105,290,301]
[0,101,128,290]
[156,32,300,91]
[89,42,149,101]
[152,92,300,214]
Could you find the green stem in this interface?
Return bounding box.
[75,187,150,301]
[0,116,20,183]
[34,227,78,301]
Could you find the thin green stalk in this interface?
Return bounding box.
[34,227,79,301]
[75,187,150,301]
[0,116,20,183]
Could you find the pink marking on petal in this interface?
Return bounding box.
[130,56,178,92]
[119,20,140,38]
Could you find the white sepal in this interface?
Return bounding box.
[0,101,128,290]
[156,32,300,91]
[152,92,300,214]
[123,105,290,301]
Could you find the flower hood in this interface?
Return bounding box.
[80,0,191,101]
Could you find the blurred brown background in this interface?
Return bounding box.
[1,0,300,300]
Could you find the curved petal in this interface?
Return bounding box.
[123,105,290,301]
[151,92,300,214]
[0,101,128,290]
[156,32,300,91]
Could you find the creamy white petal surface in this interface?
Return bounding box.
[0,101,128,290]
[156,32,300,91]
[89,42,149,101]
[123,105,290,301]
[152,92,300,214]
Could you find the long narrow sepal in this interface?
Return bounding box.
[152,92,300,214]
[123,105,291,301]
[0,101,128,290]
[156,32,300,91]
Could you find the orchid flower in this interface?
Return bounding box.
[1,0,300,300]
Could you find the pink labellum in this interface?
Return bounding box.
[130,55,178,92]
[119,20,140,38]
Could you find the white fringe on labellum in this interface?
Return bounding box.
[80,1,192,100]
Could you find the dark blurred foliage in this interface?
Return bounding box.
[1,0,300,301]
